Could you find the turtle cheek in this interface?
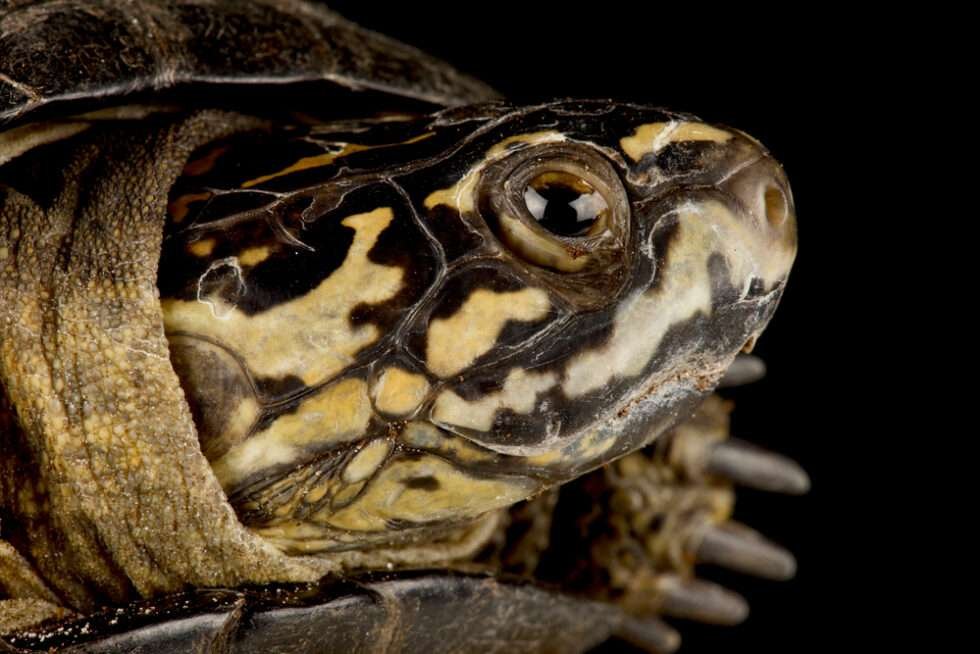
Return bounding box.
[405,262,561,381]
[562,189,794,401]
[616,134,796,377]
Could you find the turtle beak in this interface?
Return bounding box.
[706,147,798,310]
[718,152,797,254]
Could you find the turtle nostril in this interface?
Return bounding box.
[763,186,788,228]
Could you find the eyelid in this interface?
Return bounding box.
[477,141,631,278]
[497,212,592,272]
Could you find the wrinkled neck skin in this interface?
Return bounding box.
[0,111,335,613]
[0,100,795,614]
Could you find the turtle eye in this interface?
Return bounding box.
[477,143,629,274]
[523,172,609,238]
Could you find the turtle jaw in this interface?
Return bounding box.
[590,155,796,440]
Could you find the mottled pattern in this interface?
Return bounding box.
[149,101,796,552]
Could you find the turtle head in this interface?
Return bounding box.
[159,101,796,553]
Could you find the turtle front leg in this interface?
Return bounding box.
[0,111,330,614]
[487,391,808,652]
[593,393,807,628]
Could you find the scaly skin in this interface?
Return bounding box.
[0,112,332,620]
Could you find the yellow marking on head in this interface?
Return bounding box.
[256,471,322,518]
[431,367,557,433]
[371,368,430,416]
[423,169,481,212]
[304,482,331,505]
[188,238,217,257]
[243,147,366,188]
[400,421,499,464]
[242,133,435,188]
[620,121,733,162]
[487,130,566,157]
[161,207,402,386]
[424,131,565,212]
[521,428,617,469]
[0,121,90,167]
[563,198,795,397]
[238,245,271,267]
[221,397,260,452]
[183,145,229,176]
[426,288,551,377]
[168,192,212,224]
[319,454,532,531]
[331,480,366,508]
[342,439,391,484]
[211,378,372,489]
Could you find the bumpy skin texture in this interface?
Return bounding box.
[0,112,333,614]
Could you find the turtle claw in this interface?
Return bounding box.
[654,575,749,626]
[617,615,682,654]
[692,521,797,581]
[483,393,807,650]
[717,354,767,388]
[668,395,809,496]
[705,438,810,495]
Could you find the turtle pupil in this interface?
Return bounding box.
[524,172,607,237]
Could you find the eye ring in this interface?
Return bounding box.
[478,143,630,274]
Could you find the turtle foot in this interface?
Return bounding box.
[484,374,808,652]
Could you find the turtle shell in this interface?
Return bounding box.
[0,0,497,127]
[0,571,679,654]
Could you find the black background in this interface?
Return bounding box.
[321,3,886,652]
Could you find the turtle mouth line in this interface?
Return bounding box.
[431,358,729,480]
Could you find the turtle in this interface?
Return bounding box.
[0,1,807,652]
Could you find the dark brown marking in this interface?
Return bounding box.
[403,476,440,491]
[421,205,486,263]
[168,336,257,461]
[159,193,356,315]
[348,187,440,335]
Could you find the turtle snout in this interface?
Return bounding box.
[719,153,797,245]
[707,151,799,300]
